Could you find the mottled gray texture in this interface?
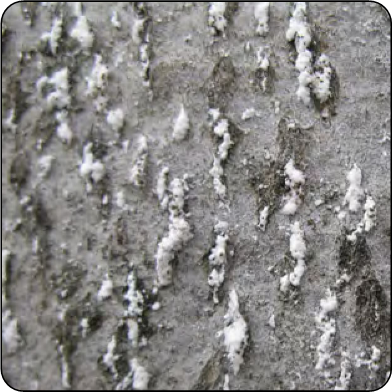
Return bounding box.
[1,2,390,390]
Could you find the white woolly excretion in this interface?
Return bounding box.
[116,358,150,390]
[97,274,113,301]
[346,194,376,243]
[335,352,351,390]
[157,167,170,209]
[241,108,256,121]
[208,2,227,35]
[132,18,145,44]
[363,195,376,232]
[213,118,229,137]
[80,142,105,190]
[287,221,307,287]
[123,270,144,318]
[37,67,70,110]
[38,155,55,179]
[107,108,124,133]
[56,111,73,144]
[209,157,226,198]
[103,335,120,380]
[130,358,150,390]
[156,177,193,287]
[208,227,229,304]
[129,136,148,187]
[209,113,233,199]
[126,319,139,348]
[281,159,305,215]
[286,2,314,105]
[58,344,71,389]
[111,10,121,29]
[173,105,190,141]
[313,54,332,104]
[343,164,364,212]
[254,2,270,36]
[2,309,22,354]
[355,346,381,378]
[86,55,109,97]
[223,289,248,375]
[41,17,62,55]
[258,206,269,231]
[70,14,94,50]
[315,289,338,370]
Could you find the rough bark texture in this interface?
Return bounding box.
[1,2,391,390]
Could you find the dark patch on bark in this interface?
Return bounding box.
[192,349,224,390]
[338,233,372,280]
[355,277,389,344]
[9,152,30,195]
[205,56,236,110]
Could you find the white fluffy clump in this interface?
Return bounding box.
[37,67,70,110]
[97,274,113,301]
[210,157,226,199]
[289,221,306,286]
[2,108,17,133]
[213,118,229,137]
[70,13,94,50]
[347,194,376,243]
[280,221,307,292]
[241,108,256,121]
[315,289,338,370]
[313,54,332,104]
[254,2,270,36]
[281,159,305,215]
[130,359,150,390]
[58,344,71,388]
[286,2,314,105]
[173,105,190,142]
[36,67,73,145]
[258,206,269,231]
[132,18,145,45]
[80,142,105,192]
[116,358,150,390]
[363,195,376,232]
[111,10,121,29]
[355,346,381,377]
[157,167,170,209]
[38,155,55,179]
[80,318,89,339]
[107,108,124,133]
[208,2,227,35]
[335,352,352,390]
[127,319,139,348]
[156,177,193,287]
[103,335,120,380]
[2,309,22,354]
[256,47,270,71]
[256,47,270,92]
[124,270,144,318]
[208,223,229,304]
[343,164,364,212]
[86,55,108,93]
[129,135,148,187]
[223,289,248,375]
[55,111,73,145]
[131,3,151,86]
[209,111,233,199]
[41,17,62,54]
[223,374,230,390]
[2,249,22,354]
